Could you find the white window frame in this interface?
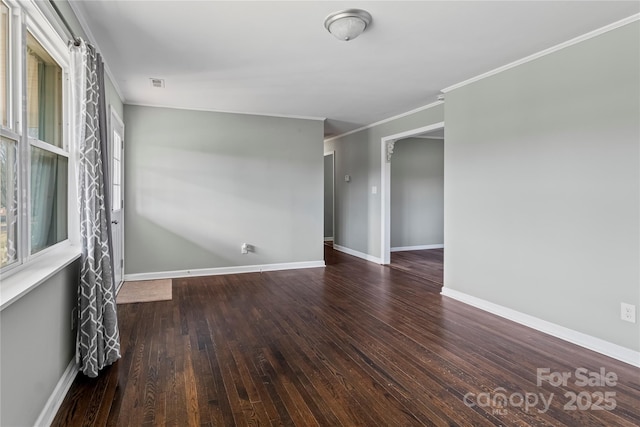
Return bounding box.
[0,0,80,310]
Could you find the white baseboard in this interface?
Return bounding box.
[333,244,383,264]
[324,237,334,242]
[34,358,79,427]
[441,288,640,368]
[115,280,124,294]
[391,244,444,252]
[123,260,326,282]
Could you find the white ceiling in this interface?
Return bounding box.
[70,1,639,138]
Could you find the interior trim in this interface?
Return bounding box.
[391,244,444,252]
[333,244,383,264]
[442,14,640,93]
[126,102,326,122]
[34,358,79,427]
[66,0,125,102]
[0,244,81,312]
[441,287,640,368]
[123,260,326,282]
[324,100,444,143]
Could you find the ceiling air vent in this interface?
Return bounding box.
[150,78,165,88]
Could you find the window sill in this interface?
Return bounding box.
[0,244,81,311]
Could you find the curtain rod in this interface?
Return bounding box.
[49,0,81,46]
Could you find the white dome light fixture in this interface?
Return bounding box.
[324,9,372,41]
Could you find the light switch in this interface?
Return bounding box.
[372,186,377,194]
[345,175,351,182]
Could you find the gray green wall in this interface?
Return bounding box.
[0,3,125,426]
[324,104,444,258]
[123,105,325,275]
[0,261,79,426]
[443,22,640,351]
[324,153,334,239]
[390,137,444,249]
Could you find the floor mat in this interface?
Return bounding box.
[116,279,172,304]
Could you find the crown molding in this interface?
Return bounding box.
[126,102,326,122]
[66,0,125,103]
[442,14,640,94]
[324,100,444,143]
[412,136,444,140]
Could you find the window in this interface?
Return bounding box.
[26,31,67,255]
[0,136,17,267]
[1,2,8,128]
[112,128,122,211]
[0,0,71,275]
[0,0,15,269]
[26,32,62,147]
[30,145,67,253]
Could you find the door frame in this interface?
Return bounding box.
[324,151,335,242]
[108,106,125,290]
[380,121,444,264]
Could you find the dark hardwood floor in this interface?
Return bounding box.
[53,245,640,426]
[390,248,444,284]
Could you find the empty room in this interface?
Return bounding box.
[0,1,639,426]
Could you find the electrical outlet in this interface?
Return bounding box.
[621,303,636,323]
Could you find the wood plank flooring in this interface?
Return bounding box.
[390,248,444,284]
[53,246,640,426]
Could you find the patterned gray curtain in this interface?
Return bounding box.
[72,41,120,378]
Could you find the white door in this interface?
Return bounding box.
[109,109,125,288]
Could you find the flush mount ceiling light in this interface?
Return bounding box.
[324,9,372,41]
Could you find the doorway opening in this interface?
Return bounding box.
[387,130,444,283]
[324,151,335,256]
[109,108,125,290]
[380,121,445,270]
